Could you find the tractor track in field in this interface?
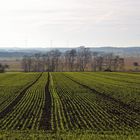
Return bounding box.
[63,74,140,129]
[0,73,43,119]
[39,72,52,131]
[63,74,140,116]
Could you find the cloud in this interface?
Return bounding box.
[0,0,140,47]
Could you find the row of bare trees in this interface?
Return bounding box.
[22,47,124,72]
[0,64,9,73]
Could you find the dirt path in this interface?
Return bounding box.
[39,72,52,130]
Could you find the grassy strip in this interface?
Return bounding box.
[0,130,140,140]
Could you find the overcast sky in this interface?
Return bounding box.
[0,0,140,48]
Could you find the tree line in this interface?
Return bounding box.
[22,47,125,72]
[0,64,9,73]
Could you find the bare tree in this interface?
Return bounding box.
[65,49,77,71]
[77,46,91,71]
[21,47,125,72]
[133,62,139,71]
[22,55,29,72]
[0,63,9,73]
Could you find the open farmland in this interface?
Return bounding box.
[0,72,140,139]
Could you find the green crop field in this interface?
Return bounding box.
[0,72,140,140]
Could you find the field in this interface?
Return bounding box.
[0,72,140,139]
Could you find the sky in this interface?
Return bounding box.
[0,0,140,48]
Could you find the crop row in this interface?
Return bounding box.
[49,72,140,131]
[0,73,40,113]
[64,72,140,112]
[0,73,48,130]
[0,72,140,132]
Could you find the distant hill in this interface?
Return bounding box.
[0,47,140,59]
[89,47,140,57]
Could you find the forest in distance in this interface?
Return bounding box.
[0,46,140,73]
[22,46,125,72]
